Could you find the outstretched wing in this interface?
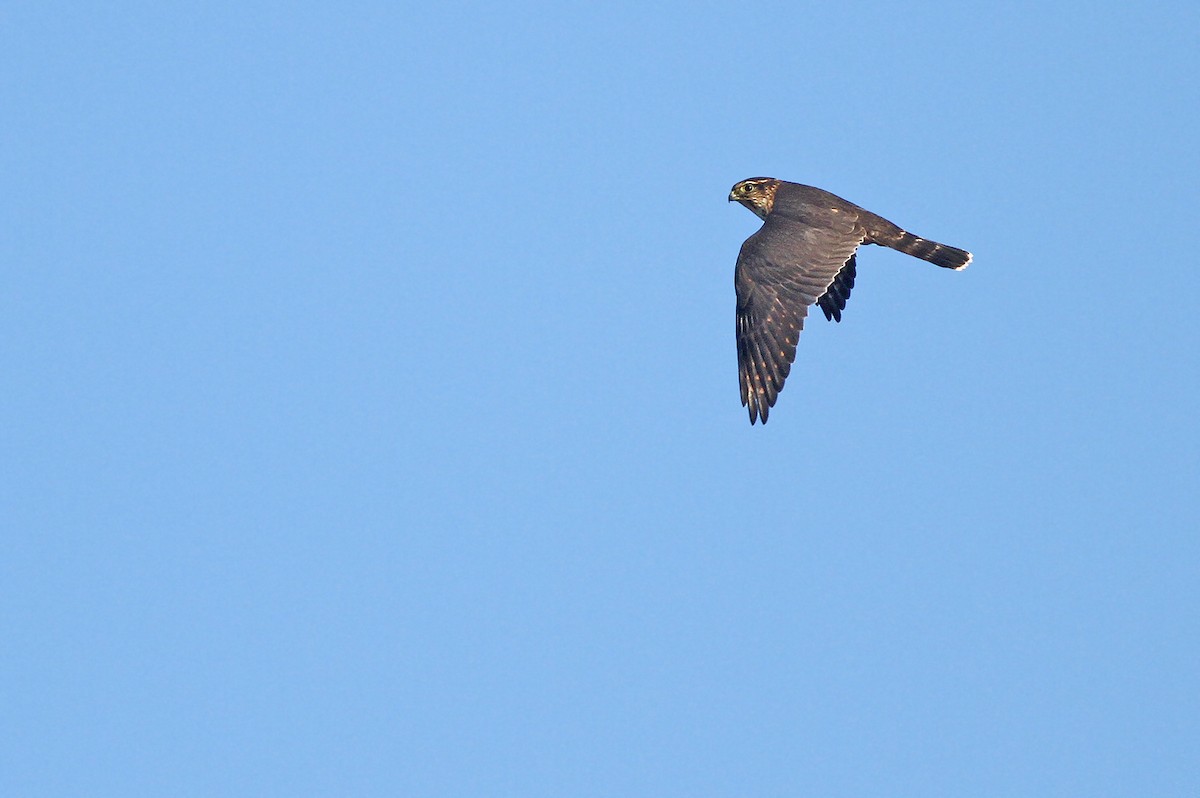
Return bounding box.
[735,213,863,424]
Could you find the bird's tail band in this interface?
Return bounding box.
[890,231,972,270]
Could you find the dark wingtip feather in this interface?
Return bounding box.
[815,255,855,323]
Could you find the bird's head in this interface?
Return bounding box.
[729,177,779,220]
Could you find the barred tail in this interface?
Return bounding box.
[864,213,972,270]
[884,230,972,270]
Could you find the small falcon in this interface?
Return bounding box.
[729,177,972,424]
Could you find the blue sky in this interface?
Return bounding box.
[3,2,1198,795]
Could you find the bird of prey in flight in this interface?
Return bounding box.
[729,177,971,424]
